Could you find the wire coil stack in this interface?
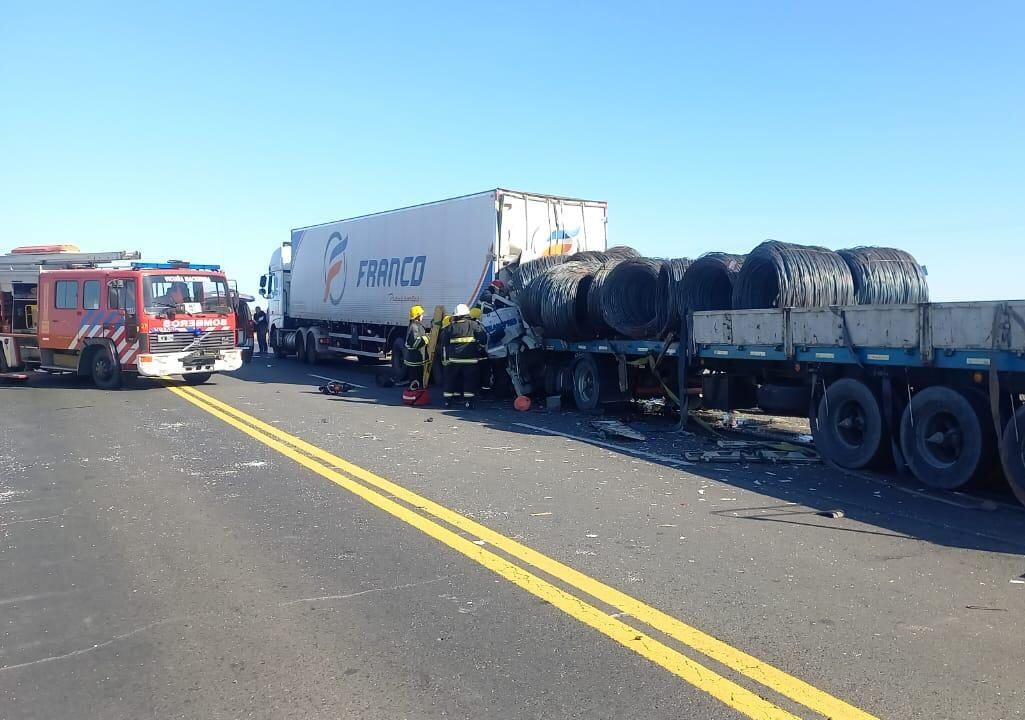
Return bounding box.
[837,246,929,305]
[732,240,855,309]
[536,262,599,340]
[655,258,692,336]
[679,253,745,313]
[598,257,663,339]
[508,255,567,297]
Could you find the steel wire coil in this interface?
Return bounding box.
[585,261,625,336]
[536,262,598,340]
[837,246,929,305]
[656,257,693,336]
[508,255,567,296]
[732,240,855,309]
[679,253,746,313]
[600,257,663,339]
[605,245,641,260]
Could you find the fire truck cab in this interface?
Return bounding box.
[1,246,242,388]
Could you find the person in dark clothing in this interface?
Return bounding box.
[437,303,487,409]
[252,306,268,354]
[403,305,428,384]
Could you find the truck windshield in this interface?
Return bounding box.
[143,274,231,314]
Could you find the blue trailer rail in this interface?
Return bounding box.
[543,338,678,357]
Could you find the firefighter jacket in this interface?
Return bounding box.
[438,317,487,365]
[403,321,428,367]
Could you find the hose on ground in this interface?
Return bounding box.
[600,257,663,339]
[679,253,745,313]
[837,246,929,304]
[536,262,598,340]
[731,240,855,309]
[656,257,692,336]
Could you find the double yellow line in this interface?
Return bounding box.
[167,383,878,720]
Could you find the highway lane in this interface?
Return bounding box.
[2,361,1024,719]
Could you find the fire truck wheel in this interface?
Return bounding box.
[182,372,212,386]
[90,345,122,390]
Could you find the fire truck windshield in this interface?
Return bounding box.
[143,275,231,314]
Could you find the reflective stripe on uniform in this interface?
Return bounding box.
[443,358,479,364]
[449,336,476,344]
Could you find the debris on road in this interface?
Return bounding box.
[590,420,646,442]
[319,381,357,395]
[819,509,845,519]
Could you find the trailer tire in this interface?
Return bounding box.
[758,383,810,417]
[182,372,212,386]
[89,345,122,390]
[305,332,319,365]
[294,331,306,363]
[900,385,992,490]
[1000,407,1025,507]
[572,354,606,412]
[813,378,885,469]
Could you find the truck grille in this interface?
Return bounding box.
[150,330,234,354]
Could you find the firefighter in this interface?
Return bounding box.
[469,306,493,393]
[438,303,487,409]
[403,305,428,384]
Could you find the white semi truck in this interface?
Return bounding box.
[259,189,607,375]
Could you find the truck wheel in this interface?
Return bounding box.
[572,354,602,411]
[305,333,319,365]
[758,383,810,417]
[391,338,406,380]
[295,331,306,363]
[1000,406,1025,507]
[900,386,992,490]
[272,328,287,358]
[90,346,122,390]
[813,378,886,469]
[182,372,212,386]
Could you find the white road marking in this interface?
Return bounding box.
[513,423,694,467]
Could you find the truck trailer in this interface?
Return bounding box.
[259,189,607,375]
[484,298,1025,506]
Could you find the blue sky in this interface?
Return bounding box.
[2,2,1022,301]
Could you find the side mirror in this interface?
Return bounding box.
[259,288,266,297]
[259,274,267,290]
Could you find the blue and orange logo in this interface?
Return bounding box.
[323,232,348,304]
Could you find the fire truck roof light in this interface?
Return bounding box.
[131,262,222,271]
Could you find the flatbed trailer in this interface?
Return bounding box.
[686,300,1025,504]
[497,299,1025,505]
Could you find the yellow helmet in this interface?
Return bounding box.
[409,304,425,320]
[442,315,452,328]
[469,307,482,319]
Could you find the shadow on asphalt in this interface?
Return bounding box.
[9,354,1025,557]
[221,356,1025,557]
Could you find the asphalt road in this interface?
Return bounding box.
[2,356,1024,720]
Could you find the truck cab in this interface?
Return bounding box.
[259,242,291,357]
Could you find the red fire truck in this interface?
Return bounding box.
[1,246,242,388]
